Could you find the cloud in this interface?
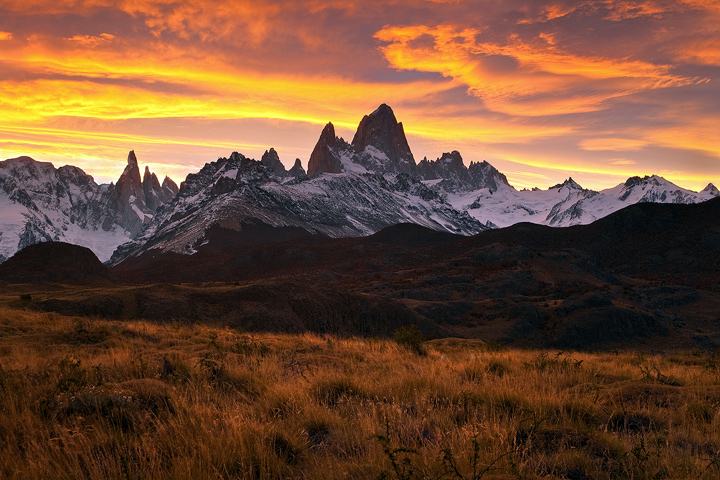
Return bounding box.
[609,159,637,165]
[579,138,649,151]
[65,33,116,46]
[375,24,697,116]
[0,32,12,41]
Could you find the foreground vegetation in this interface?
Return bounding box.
[1,306,719,479]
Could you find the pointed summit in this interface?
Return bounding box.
[288,158,307,179]
[261,147,287,176]
[701,183,719,197]
[308,122,344,178]
[552,177,582,191]
[127,150,138,167]
[162,176,179,196]
[468,160,511,193]
[351,104,416,175]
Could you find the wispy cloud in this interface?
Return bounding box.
[580,138,649,151]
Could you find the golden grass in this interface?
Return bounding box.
[0,305,719,479]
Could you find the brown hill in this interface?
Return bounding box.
[0,242,111,284]
[105,198,720,350]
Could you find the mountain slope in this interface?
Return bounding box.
[110,198,720,350]
[110,151,484,263]
[0,152,177,262]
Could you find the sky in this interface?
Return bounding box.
[0,0,718,191]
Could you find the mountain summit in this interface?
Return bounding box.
[351,103,416,176]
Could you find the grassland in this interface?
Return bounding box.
[1,305,719,479]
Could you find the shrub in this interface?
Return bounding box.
[394,325,427,355]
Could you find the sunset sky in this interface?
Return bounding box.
[0,0,718,190]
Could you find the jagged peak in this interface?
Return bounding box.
[351,104,415,174]
[624,174,672,189]
[320,122,336,141]
[551,177,583,190]
[127,150,138,166]
[261,147,287,176]
[263,147,279,158]
[702,183,719,194]
[371,103,395,118]
[229,151,245,162]
[438,151,463,165]
[308,122,343,178]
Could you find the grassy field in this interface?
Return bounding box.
[1,305,719,479]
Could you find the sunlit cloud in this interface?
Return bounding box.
[375,24,697,116]
[65,33,116,46]
[0,0,717,191]
[580,138,649,151]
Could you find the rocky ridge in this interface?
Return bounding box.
[0,151,177,262]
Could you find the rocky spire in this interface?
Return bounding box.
[116,150,145,208]
[351,104,416,176]
[308,122,344,178]
[162,176,179,196]
[261,147,287,176]
[288,158,307,179]
[467,160,511,193]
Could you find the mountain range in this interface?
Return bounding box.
[0,103,717,265]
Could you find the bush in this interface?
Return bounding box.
[394,325,427,355]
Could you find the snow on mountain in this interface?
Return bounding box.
[0,152,176,263]
[2,104,718,266]
[447,173,718,229]
[110,150,484,263]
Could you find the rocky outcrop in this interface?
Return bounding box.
[288,158,307,179]
[467,161,511,193]
[417,153,510,193]
[113,151,152,236]
[261,148,287,177]
[351,103,416,176]
[308,122,344,178]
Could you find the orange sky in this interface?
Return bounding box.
[0,0,718,190]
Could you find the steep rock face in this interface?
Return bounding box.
[261,148,287,176]
[467,161,511,193]
[113,150,152,236]
[308,123,345,178]
[288,158,307,179]
[161,176,179,198]
[351,103,416,176]
[142,167,163,211]
[0,151,177,263]
[110,149,486,264]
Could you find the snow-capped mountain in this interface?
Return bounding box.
[440,159,718,229]
[111,156,484,262]
[2,103,718,266]
[0,152,177,263]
